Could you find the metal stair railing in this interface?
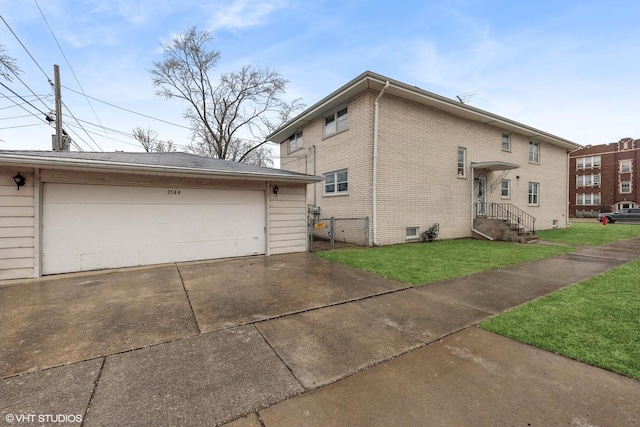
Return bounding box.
[487,203,536,236]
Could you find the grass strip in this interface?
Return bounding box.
[538,222,640,246]
[316,239,572,285]
[480,259,640,379]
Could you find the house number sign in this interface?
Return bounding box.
[167,189,181,195]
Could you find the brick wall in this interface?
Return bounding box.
[280,90,572,245]
[569,138,640,217]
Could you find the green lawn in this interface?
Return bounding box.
[480,259,640,379]
[317,224,640,379]
[537,222,640,246]
[316,239,573,285]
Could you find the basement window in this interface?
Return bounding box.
[406,227,419,240]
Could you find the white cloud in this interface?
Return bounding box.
[208,0,288,31]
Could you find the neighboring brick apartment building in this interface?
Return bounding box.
[570,137,640,217]
[269,71,580,246]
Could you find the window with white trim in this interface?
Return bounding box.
[620,181,631,193]
[324,107,348,137]
[576,156,601,169]
[501,132,511,151]
[287,131,303,153]
[617,202,636,210]
[324,169,348,195]
[620,160,632,173]
[576,174,600,187]
[528,140,539,164]
[406,227,419,240]
[501,179,510,198]
[528,182,540,205]
[457,147,466,178]
[576,193,601,205]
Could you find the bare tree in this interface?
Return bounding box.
[0,44,21,81]
[150,27,302,166]
[132,126,176,152]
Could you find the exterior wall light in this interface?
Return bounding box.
[13,172,26,190]
[273,185,279,196]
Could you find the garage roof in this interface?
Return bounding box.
[0,150,322,182]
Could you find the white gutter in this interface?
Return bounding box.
[372,81,390,246]
[470,166,494,241]
[0,154,323,183]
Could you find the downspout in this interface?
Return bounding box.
[567,146,582,226]
[372,81,390,246]
[566,151,570,226]
[470,166,494,240]
[312,145,317,207]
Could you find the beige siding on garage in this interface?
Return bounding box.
[0,167,35,280]
[269,185,307,254]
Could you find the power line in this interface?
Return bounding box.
[0,114,36,120]
[0,123,45,130]
[61,85,192,130]
[61,101,103,151]
[0,81,53,121]
[4,60,53,113]
[0,14,51,81]
[34,0,107,146]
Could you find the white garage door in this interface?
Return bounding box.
[42,183,265,275]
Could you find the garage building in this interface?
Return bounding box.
[0,151,321,279]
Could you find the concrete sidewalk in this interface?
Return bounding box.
[1,239,639,426]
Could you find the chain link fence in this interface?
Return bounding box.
[309,217,369,251]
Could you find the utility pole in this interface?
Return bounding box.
[53,64,63,151]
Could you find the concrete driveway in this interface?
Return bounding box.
[1,244,640,426]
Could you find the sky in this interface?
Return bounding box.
[1,0,639,159]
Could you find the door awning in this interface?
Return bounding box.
[471,161,520,171]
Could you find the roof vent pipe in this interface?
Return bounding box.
[372,81,390,246]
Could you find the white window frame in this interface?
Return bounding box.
[324,106,348,137]
[324,169,348,195]
[576,174,601,187]
[528,140,540,164]
[617,202,636,210]
[406,227,419,240]
[501,132,511,152]
[576,193,601,206]
[620,160,632,173]
[501,179,510,198]
[576,156,601,169]
[620,181,631,193]
[528,182,540,206]
[287,130,303,153]
[457,147,466,178]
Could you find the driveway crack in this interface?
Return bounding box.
[80,357,106,427]
[175,264,202,335]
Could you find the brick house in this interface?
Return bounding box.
[269,71,580,245]
[569,137,640,217]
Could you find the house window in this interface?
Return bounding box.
[501,179,510,198]
[324,107,348,137]
[620,181,631,193]
[576,193,601,205]
[406,227,419,240]
[528,182,540,205]
[617,202,636,210]
[457,147,466,178]
[324,169,348,195]
[528,140,539,164]
[287,131,303,153]
[620,160,632,173]
[576,174,600,187]
[576,156,601,169]
[501,132,511,151]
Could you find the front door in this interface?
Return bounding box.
[476,177,487,216]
